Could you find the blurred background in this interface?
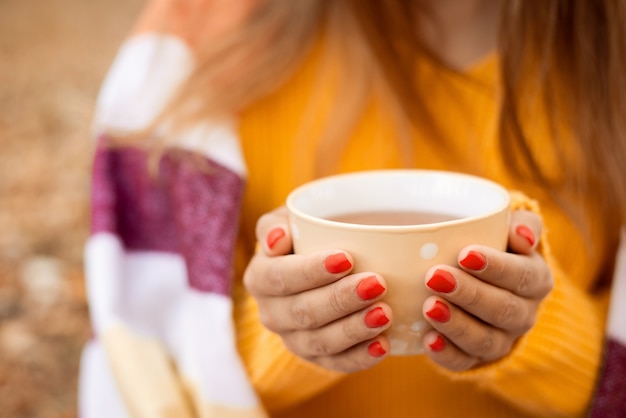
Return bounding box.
[0,0,144,416]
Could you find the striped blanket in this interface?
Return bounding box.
[78,25,267,418]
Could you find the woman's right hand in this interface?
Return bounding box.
[243,206,392,373]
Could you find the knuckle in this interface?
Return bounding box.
[290,298,318,329]
[490,261,507,282]
[516,267,533,295]
[266,262,288,294]
[300,259,317,283]
[264,263,291,295]
[303,333,332,357]
[471,334,495,358]
[481,337,512,362]
[494,297,520,329]
[448,324,467,340]
[327,289,352,316]
[464,286,483,308]
[344,309,381,343]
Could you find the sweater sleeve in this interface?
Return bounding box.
[232,280,346,412]
[435,191,611,417]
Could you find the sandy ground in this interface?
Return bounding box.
[0,0,144,416]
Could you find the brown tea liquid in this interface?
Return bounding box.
[327,210,459,226]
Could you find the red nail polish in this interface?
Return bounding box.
[426,269,456,293]
[428,335,445,352]
[425,300,450,323]
[459,250,486,270]
[266,227,285,250]
[324,253,352,273]
[515,225,536,246]
[356,276,385,300]
[368,341,386,357]
[364,307,390,328]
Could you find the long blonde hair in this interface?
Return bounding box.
[161,0,626,225]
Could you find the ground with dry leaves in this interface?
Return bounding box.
[0,1,143,416]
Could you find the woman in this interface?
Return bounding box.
[80,1,626,417]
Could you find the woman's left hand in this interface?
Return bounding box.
[422,209,553,371]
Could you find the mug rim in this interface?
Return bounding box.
[286,169,511,233]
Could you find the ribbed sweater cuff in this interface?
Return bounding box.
[436,259,607,417]
[235,290,344,412]
[432,190,607,416]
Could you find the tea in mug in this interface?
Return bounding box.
[327,210,459,226]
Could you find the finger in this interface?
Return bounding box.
[313,336,391,373]
[425,266,537,333]
[423,331,480,372]
[422,296,515,361]
[508,209,542,254]
[243,249,355,297]
[456,246,553,299]
[282,302,392,357]
[259,272,387,332]
[256,206,292,255]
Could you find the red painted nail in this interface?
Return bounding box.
[425,300,450,323]
[368,341,386,357]
[428,335,446,352]
[364,307,390,328]
[515,225,536,246]
[426,269,456,293]
[324,253,352,273]
[459,250,486,270]
[266,227,285,250]
[356,276,385,300]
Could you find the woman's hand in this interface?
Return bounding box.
[421,210,553,371]
[243,207,393,373]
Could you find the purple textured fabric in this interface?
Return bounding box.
[590,338,626,418]
[90,136,244,295]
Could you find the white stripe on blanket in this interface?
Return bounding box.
[93,33,246,177]
[85,233,260,408]
[83,235,266,415]
[94,33,193,135]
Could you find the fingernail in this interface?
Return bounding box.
[356,276,385,300]
[324,253,352,274]
[367,341,387,357]
[425,300,450,323]
[426,269,456,293]
[266,227,285,250]
[364,307,390,328]
[515,225,536,246]
[428,334,446,352]
[459,250,486,270]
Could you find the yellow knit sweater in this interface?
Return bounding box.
[233,46,616,418]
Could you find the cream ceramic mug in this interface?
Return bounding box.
[286,169,510,355]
